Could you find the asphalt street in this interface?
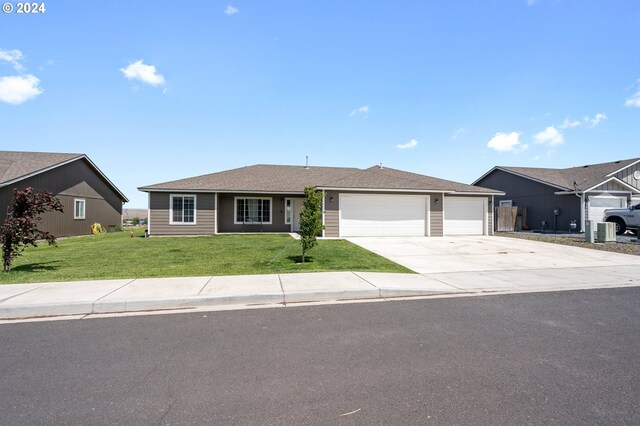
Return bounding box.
[1,288,640,425]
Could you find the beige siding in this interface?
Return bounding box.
[0,159,124,237]
[149,192,216,236]
[324,210,339,237]
[430,195,444,236]
[217,193,292,233]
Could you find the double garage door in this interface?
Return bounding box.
[339,194,486,237]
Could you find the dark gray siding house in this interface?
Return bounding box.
[139,164,503,238]
[473,157,640,232]
[0,151,129,237]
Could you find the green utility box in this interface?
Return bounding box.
[597,222,616,243]
[585,220,596,243]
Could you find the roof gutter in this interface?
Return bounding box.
[138,188,306,195]
[139,187,504,196]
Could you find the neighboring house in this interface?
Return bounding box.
[0,151,129,237]
[138,164,503,237]
[473,157,640,232]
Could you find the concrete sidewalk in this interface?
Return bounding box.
[1,266,640,320]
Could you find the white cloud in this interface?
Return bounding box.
[627,92,640,107]
[396,138,419,150]
[451,128,466,139]
[527,0,536,5]
[487,132,521,152]
[0,74,43,104]
[534,126,564,146]
[350,105,369,117]
[225,5,239,15]
[120,60,165,86]
[583,112,607,127]
[625,80,640,107]
[0,48,26,72]
[558,118,581,129]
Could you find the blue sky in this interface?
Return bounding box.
[1,1,639,207]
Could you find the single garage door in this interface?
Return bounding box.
[340,194,428,237]
[444,197,485,235]
[588,195,626,222]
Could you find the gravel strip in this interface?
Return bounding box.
[498,231,640,256]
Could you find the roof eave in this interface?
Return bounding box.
[0,155,129,202]
[138,188,306,195]
[605,158,640,177]
[476,166,570,191]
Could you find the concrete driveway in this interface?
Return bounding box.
[347,236,640,291]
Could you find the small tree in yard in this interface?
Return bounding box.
[299,186,325,263]
[1,187,63,272]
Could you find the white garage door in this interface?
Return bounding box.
[444,197,485,235]
[588,195,626,222]
[340,194,428,237]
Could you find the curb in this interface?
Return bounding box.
[0,288,463,320]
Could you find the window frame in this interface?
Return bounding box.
[74,198,86,220]
[234,196,273,225]
[284,198,292,225]
[169,194,197,225]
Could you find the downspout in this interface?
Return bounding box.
[147,192,151,236]
[491,195,495,235]
[214,192,218,234]
[576,192,585,232]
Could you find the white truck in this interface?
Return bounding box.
[604,203,640,235]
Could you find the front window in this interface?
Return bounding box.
[170,195,196,224]
[235,197,271,224]
[74,199,85,219]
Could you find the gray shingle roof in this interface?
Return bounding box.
[139,165,362,193]
[498,157,640,191]
[139,164,501,194]
[0,151,82,185]
[0,150,129,202]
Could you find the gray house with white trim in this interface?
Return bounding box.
[139,164,503,238]
[473,157,640,232]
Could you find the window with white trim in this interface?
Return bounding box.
[235,197,272,224]
[170,195,196,224]
[74,199,86,219]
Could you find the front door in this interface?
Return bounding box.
[292,198,305,232]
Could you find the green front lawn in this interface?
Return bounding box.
[0,228,412,284]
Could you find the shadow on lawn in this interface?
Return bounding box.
[287,255,315,264]
[11,261,60,273]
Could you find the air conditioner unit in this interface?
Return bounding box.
[597,222,616,243]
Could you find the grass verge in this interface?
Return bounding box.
[0,228,412,284]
